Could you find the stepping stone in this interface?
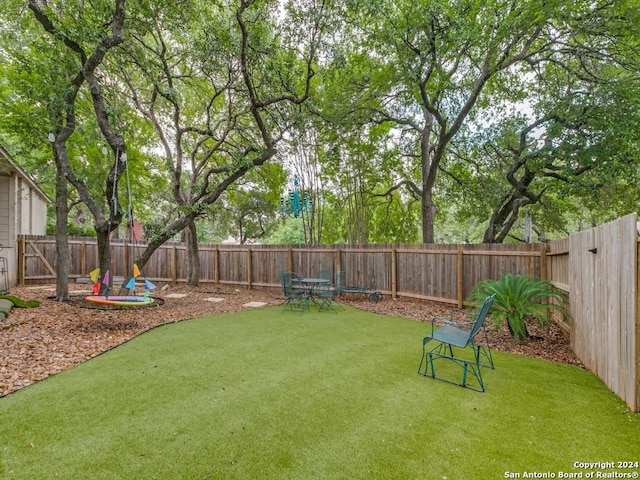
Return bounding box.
[165,293,188,299]
[243,301,268,308]
[205,297,225,303]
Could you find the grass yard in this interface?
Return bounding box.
[1,305,639,479]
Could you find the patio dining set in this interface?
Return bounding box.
[278,268,385,313]
[278,269,344,312]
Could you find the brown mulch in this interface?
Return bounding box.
[0,284,581,397]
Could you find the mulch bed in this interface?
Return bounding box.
[0,284,581,397]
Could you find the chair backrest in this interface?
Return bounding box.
[279,271,294,296]
[317,269,332,282]
[469,294,496,338]
[335,271,345,295]
[278,270,288,283]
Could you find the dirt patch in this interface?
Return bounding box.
[0,284,581,397]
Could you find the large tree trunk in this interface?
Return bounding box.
[420,113,437,244]
[483,198,529,243]
[185,220,200,286]
[422,190,437,244]
[95,222,113,295]
[53,143,70,301]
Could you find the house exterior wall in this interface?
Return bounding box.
[31,191,48,234]
[16,177,47,235]
[0,148,49,290]
[0,174,15,290]
[0,176,10,247]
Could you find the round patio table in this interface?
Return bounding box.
[292,278,330,297]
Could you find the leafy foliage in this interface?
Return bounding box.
[467,274,569,339]
[268,219,306,244]
[1,0,640,249]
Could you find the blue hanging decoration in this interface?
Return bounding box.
[279,174,311,218]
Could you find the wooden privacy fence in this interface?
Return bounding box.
[546,214,639,413]
[17,236,545,308]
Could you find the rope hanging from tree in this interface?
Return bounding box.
[89,145,156,302]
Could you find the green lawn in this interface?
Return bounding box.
[1,305,639,479]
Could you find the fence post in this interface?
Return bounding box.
[391,245,397,300]
[539,243,548,280]
[636,240,640,412]
[81,241,86,277]
[123,241,128,277]
[214,247,220,284]
[172,245,177,284]
[456,245,464,308]
[246,248,252,289]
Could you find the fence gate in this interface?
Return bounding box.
[568,213,639,412]
[18,236,57,283]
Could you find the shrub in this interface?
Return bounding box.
[467,273,568,340]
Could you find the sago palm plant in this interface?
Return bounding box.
[467,273,569,340]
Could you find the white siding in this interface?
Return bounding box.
[30,190,48,235]
[0,176,10,246]
[21,178,48,235]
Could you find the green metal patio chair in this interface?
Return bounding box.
[317,269,332,280]
[315,273,344,312]
[288,271,305,294]
[335,271,345,296]
[278,270,310,313]
[418,294,495,392]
